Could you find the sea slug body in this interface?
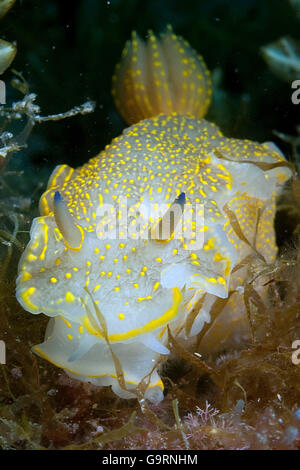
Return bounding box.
[16,27,292,402]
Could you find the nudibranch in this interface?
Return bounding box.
[16,27,292,402]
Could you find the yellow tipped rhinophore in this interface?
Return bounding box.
[53,191,84,251]
[112,25,212,124]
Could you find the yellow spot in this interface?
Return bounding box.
[21,287,38,311]
[118,313,125,320]
[22,272,31,281]
[50,277,58,283]
[214,252,225,262]
[65,291,75,302]
[137,296,152,302]
[203,238,214,250]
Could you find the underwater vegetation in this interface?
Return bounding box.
[0,0,300,450]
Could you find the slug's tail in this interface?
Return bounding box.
[112,25,212,125]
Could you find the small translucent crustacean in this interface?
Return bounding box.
[16,26,292,402]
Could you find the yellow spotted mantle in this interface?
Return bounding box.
[16,27,292,403]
